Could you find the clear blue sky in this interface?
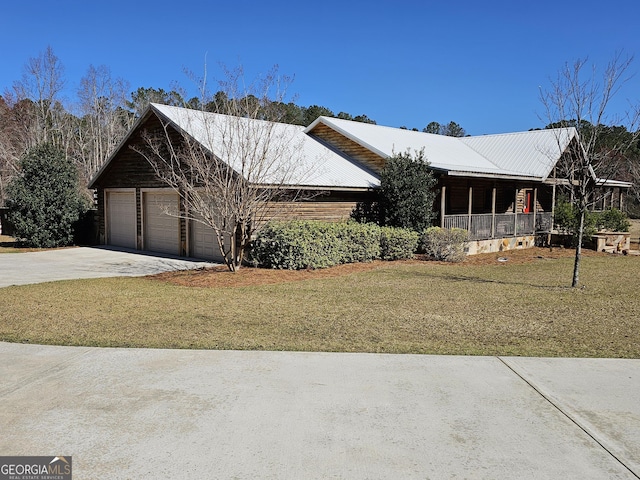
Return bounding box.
[2,0,639,135]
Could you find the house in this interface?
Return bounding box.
[88,103,629,260]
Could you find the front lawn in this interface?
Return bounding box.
[0,248,638,357]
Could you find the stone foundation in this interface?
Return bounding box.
[467,235,537,255]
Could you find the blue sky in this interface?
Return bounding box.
[2,0,639,135]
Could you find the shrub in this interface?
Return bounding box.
[251,221,420,269]
[594,208,630,232]
[420,227,469,262]
[251,221,381,269]
[7,143,89,247]
[340,222,381,263]
[554,200,598,241]
[250,221,331,270]
[554,200,630,245]
[364,149,437,231]
[380,226,418,260]
[379,150,437,232]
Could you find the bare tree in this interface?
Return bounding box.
[539,52,640,287]
[0,97,26,203]
[75,65,133,182]
[4,46,66,149]
[133,67,319,272]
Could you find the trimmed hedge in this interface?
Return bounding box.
[420,227,469,262]
[250,221,416,269]
[380,226,419,260]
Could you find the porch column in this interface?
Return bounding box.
[440,186,446,228]
[491,186,496,238]
[610,189,615,209]
[467,186,473,233]
[513,188,518,236]
[620,189,624,211]
[533,187,538,234]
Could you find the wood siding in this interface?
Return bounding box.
[93,112,372,252]
[308,123,386,173]
[92,115,175,191]
[266,201,358,223]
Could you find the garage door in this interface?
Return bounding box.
[191,216,224,262]
[143,192,180,255]
[106,191,136,249]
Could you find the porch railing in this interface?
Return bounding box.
[442,212,552,241]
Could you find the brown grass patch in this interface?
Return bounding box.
[1,246,638,357]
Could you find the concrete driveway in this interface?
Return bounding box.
[0,246,216,287]
[0,343,638,479]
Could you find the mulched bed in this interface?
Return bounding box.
[151,247,606,288]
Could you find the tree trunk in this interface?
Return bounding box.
[571,208,585,288]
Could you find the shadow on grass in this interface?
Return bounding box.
[419,271,573,290]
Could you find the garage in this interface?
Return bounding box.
[106,190,136,249]
[143,192,180,255]
[191,218,217,261]
[190,215,229,262]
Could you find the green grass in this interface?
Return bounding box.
[1,253,639,357]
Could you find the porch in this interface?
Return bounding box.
[436,179,554,251]
[442,212,553,241]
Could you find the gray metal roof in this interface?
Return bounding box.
[150,104,380,189]
[306,117,577,180]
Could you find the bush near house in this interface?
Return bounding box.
[420,227,469,262]
[594,208,630,232]
[350,150,438,231]
[7,144,89,248]
[379,226,419,260]
[251,221,417,269]
[554,199,630,246]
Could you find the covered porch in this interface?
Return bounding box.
[442,211,553,241]
[436,176,555,248]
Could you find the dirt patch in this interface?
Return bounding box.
[151,247,604,288]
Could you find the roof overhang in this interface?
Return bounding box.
[596,178,633,188]
[442,170,543,182]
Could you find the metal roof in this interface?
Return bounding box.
[306,117,577,180]
[90,104,581,191]
[150,104,379,189]
[460,128,577,181]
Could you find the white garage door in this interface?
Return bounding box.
[106,191,136,249]
[191,216,224,262]
[144,192,180,255]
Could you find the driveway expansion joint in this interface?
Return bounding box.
[498,356,640,480]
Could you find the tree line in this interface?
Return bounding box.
[0,47,469,204]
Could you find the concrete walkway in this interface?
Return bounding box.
[0,343,638,479]
[0,246,216,287]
